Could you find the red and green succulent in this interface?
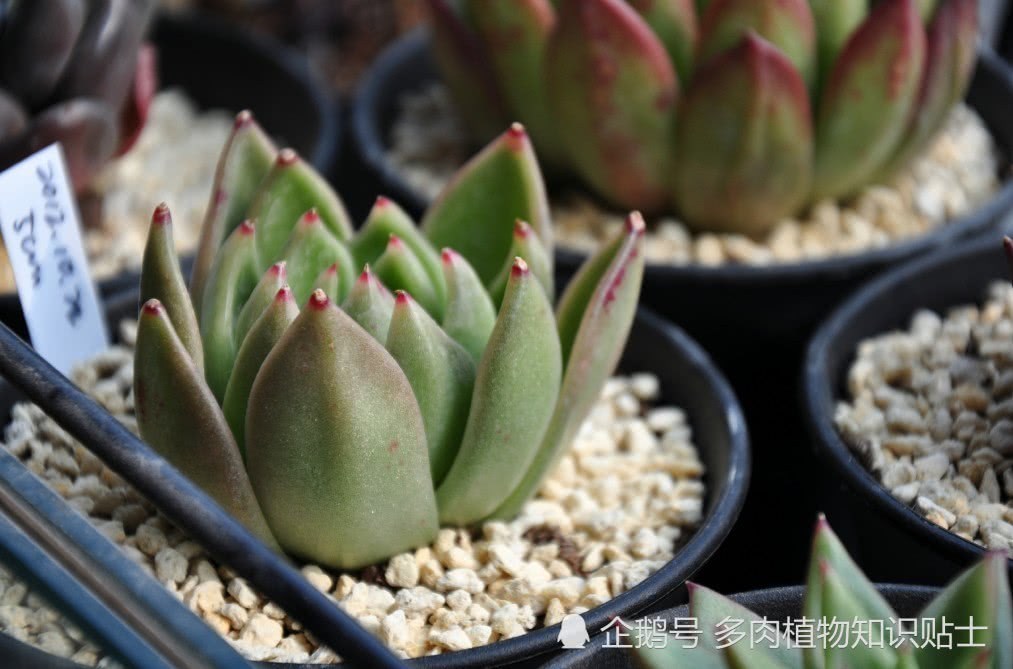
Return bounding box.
[134,114,645,568]
[633,517,1012,668]
[427,0,978,236]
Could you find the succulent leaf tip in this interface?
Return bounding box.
[308,289,329,310]
[511,256,530,277]
[277,148,299,167]
[152,203,171,225]
[269,261,286,277]
[394,289,412,305]
[234,110,254,129]
[275,286,293,302]
[141,298,163,316]
[238,220,255,236]
[626,212,646,235]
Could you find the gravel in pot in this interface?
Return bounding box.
[0,11,339,336]
[0,297,747,667]
[805,234,1013,585]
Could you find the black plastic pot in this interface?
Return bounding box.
[804,235,1013,585]
[0,10,340,337]
[351,30,1013,591]
[541,584,937,669]
[0,292,748,669]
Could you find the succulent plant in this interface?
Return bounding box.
[632,517,1012,668]
[0,0,157,191]
[427,0,978,236]
[134,113,645,568]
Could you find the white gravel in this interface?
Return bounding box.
[388,84,999,267]
[0,322,706,662]
[837,281,1013,551]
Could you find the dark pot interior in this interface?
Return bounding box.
[0,290,748,668]
[351,29,1013,591]
[804,234,1013,585]
[0,10,340,339]
[541,584,938,669]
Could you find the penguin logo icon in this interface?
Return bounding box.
[557,613,590,649]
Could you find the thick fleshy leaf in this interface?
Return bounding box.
[245,291,438,568]
[311,262,343,298]
[200,221,262,401]
[697,0,816,87]
[278,210,355,305]
[915,553,1013,669]
[803,515,896,669]
[488,220,554,305]
[247,149,353,264]
[386,291,476,486]
[672,33,812,235]
[693,583,801,669]
[812,0,927,202]
[436,258,562,525]
[134,300,279,551]
[374,235,444,321]
[342,267,395,343]
[874,0,974,181]
[493,215,644,518]
[545,0,677,212]
[465,0,567,166]
[809,0,867,88]
[422,124,552,285]
[349,197,445,307]
[0,0,85,106]
[190,112,276,313]
[628,0,698,83]
[424,0,509,139]
[234,262,287,349]
[140,204,203,370]
[223,286,298,461]
[440,248,497,362]
[814,561,898,669]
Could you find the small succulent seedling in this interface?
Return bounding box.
[0,0,156,191]
[135,113,645,568]
[631,517,1012,668]
[427,0,977,236]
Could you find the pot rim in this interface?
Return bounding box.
[351,28,1013,286]
[802,234,1013,568]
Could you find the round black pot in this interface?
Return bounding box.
[0,9,340,338]
[804,234,1013,585]
[352,30,1013,591]
[541,584,937,669]
[0,293,749,669]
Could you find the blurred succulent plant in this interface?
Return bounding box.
[0,0,157,192]
[134,113,645,568]
[632,516,1012,668]
[427,0,978,236]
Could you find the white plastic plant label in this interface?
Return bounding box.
[0,144,109,375]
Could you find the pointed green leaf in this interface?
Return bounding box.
[436,258,562,525]
[628,0,698,83]
[812,0,927,202]
[815,561,898,669]
[134,300,279,551]
[140,204,203,370]
[245,290,438,568]
[278,209,355,306]
[247,149,353,264]
[698,0,816,87]
[234,262,287,349]
[873,0,972,181]
[200,221,262,402]
[190,112,276,314]
[809,0,867,89]
[440,248,497,362]
[804,515,896,669]
[425,0,510,140]
[386,291,476,486]
[488,220,554,305]
[223,286,298,461]
[348,197,445,307]
[342,266,395,343]
[311,262,343,298]
[545,0,677,212]
[673,33,812,235]
[374,235,444,321]
[422,124,552,285]
[493,215,644,518]
[464,0,567,166]
[915,553,1013,669]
